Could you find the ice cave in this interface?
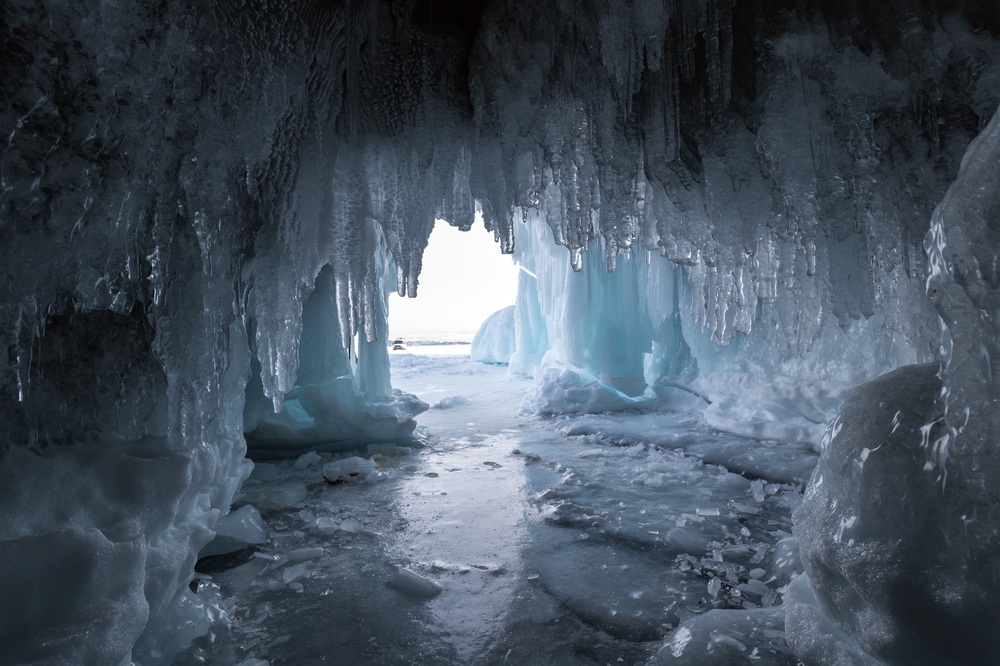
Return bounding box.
[2,0,999,664]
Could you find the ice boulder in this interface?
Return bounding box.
[471,305,515,364]
[792,363,1000,664]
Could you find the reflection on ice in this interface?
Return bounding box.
[173,351,819,665]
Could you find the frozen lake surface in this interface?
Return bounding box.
[175,352,812,665]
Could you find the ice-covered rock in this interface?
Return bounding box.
[792,109,1000,666]
[471,305,516,364]
[783,575,885,666]
[792,363,998,664]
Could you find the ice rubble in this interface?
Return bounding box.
[470,305,516,364]
[1,0,999,662]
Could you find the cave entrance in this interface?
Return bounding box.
[387,218,519,357]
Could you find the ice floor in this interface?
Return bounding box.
[174,351,814,666]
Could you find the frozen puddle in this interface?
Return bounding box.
[174,355,804,665]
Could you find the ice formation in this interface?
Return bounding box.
[470,305,516,364]
[1,0,999,662]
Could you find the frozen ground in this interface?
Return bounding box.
[173,351,810,666]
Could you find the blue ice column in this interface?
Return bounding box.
[244,233,426,457]
[512,211,697,402]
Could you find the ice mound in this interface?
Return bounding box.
[0,434,236,666]
[698,374,847,450]
[433,395,469,409]
[471,305,516,364]
[793,363,1000,664]
[245,382,428,459]
[523,364,656,415]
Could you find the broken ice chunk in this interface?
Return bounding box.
[707,577,722,598]
[386,568,442,600]
[294,451,322,469]
[322,457,377,484]
[282,563,308,584]
[286,547,323,561]
[239,482,308,513]
[200,505,267,557]
[315,516,341,535]
[337,518,362,534]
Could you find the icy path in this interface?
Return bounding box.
[175,352,813,665]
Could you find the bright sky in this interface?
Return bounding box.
[388,220,519,340]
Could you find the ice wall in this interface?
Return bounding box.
[489,6,999,442]
[0,0,475,662]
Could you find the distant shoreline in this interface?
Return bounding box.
[387,337,474,346]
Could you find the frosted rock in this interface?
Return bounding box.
[471,306,516,364]
[386,569,442,600]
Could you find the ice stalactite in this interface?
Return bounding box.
[489,6,998,445]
